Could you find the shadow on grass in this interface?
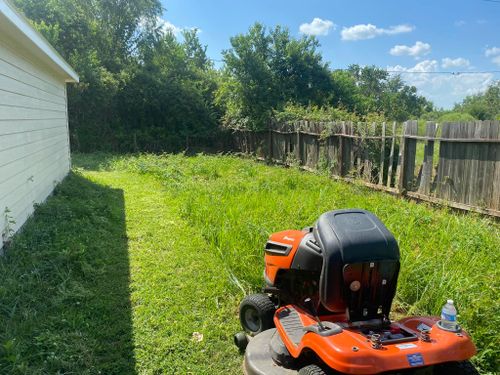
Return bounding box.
[0,172,135,374]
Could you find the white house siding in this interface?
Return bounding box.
[0,36,71,249]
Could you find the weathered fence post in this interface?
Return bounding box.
[378,122,386,185]
[338,122,345,176]
[395,123,405,191]
[362,123,372,181]
[368,122,377,181]
[268,122,273,163]
[397,120,418,193]
[356,122,363,177]
[386,122,397,188]
[296,121,301,164]
[418,122,437,195]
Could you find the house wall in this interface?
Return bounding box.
[0,36,70,249]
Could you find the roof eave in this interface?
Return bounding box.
[0,0,79,83]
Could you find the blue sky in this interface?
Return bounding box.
[159,0,500,108]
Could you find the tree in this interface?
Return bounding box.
[454,81,500,120]
[219,23,334,129]
[183,29,211,71]
[118,30,219,151]
[330,70,363,112]
[269,26,333,107]
[220,23,276,129]
[330,65,433,121]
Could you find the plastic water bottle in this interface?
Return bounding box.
[440,299,457,330]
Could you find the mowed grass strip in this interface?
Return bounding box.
[0,168,242,374]
[83,171,242,374]
[0,152,498,374]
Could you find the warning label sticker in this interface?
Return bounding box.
[396,343,418,350]
[407,353,425,367]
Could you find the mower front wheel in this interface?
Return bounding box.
[298,364,329,375]
[239,293,275,335]
[233,331,249,352]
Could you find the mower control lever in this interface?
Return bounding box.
[304,298,328,332]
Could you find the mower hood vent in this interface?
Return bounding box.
[265,241,292,256]
[305,238,321,254]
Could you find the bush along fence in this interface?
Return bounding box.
[229,120,500,217]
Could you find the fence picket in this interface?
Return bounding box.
[386,122,397,188]
[418,122,437,195]
[378,122,386,185]
[395,122,406,192]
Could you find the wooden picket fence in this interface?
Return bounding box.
[229,120,500,217]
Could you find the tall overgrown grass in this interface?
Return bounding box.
[74,153,499,373]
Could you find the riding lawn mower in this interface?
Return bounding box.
[234,209,477,375]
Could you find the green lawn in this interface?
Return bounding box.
[0,153,498,374]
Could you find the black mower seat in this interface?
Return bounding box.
[313,209,400,321]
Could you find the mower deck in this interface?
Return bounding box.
[243,328,439,375]
[244,329,297,375]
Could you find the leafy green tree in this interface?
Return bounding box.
[220,23,276,129]
[183,29,211,70]
[118,30,219,151]
[454,81,500,120]
[269,26,333,107]
[347,64,388,113]
[330,70,363,112]
[220,23,334,129]
[333,65,433,121]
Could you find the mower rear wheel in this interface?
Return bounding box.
[298,364,329,375]
[433,360,479,375]
[239,293,276,335]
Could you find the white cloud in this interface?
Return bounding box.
[299,18,336,36]
[485,47,500,57]
[153,17,199,36]
[454,20,466,27]
[341,23,414,41]
[160,20,182,35]
[389,59,438,73]
[389,41,431,59]
[441,57,470,69]
[484,47,500,66]
[387,60,494,108]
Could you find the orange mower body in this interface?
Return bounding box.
[235,209,477,375]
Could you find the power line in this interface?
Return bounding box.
[210,60,500,75]
[331,68,500,75]
[386,70,500,75]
